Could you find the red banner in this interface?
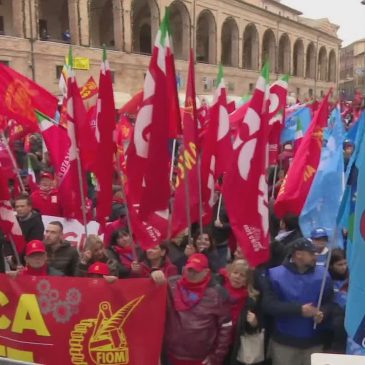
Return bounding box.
[0,275,166,364]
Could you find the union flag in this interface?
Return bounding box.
[0,64,58,134]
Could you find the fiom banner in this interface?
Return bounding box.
[0,275,166,365]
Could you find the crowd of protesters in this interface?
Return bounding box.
[2,93,362,365]
[0,129,354,365]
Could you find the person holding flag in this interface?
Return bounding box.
[30,171,62,217]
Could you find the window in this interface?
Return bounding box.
[0,16,4,35]
[110,71,115,84]
[249,83,254,93]
[228,82,235,92]
[308,88,313,97]
[0,60,9,66]
[296,88,300,97]
[39,19,49,40]
[56,65,63,79]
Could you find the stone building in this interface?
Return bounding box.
[0,0,341,105]
[339,39,365,101]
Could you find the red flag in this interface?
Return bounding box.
[200,66,233,222]
[222,64,270,267]
[79,76,98,101]
[56,71,89,221]
[118,90,143,117]
[126,13,172,223]
[70,77,97,172]
[267,76,289,165]
[166,48,182,138]
[274,92,330,218]
[0,140,15,180]
[128,201,163,250]
[94,51,116,227]
[0,64,58,134]
[117,115,134,141]
[0,171,26,254]
[36,110,70,183]
[172,50,200,235]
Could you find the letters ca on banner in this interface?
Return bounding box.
[0,275,166,365]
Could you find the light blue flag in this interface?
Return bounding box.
[299,107,345,244]
[345,110,365,355]
[337,113,365,266]
[345,120,359,144]
[280,106,311,144]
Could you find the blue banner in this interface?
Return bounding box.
[280,106,311,144]
[299,108,345,244]
[343,111,365,355]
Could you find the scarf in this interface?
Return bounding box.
[220,268,249,325]
[174,271,211,311]
[114,245,134,267]
[23,264,48,276]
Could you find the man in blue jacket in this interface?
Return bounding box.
[262,238,333,365]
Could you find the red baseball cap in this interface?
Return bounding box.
[185,253,209,272]
[40,171,53,180]
[26,240,46,256]
[87,262,110,276]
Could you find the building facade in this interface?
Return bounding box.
[0,0,341,105]
[340,39,365,101]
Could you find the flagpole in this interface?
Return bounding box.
[8,235,21,268]
[197,153,204,234]
[183,151,192,243]
[169,139,177,181]
[115,151,138,260]
[166,139,178,240]
[271,165,278,199]
[0,131,25,193]
[75,148,88,236]
[216,192,223,221]
[313,247,332,330]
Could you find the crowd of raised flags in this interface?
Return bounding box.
[0,8,365,358]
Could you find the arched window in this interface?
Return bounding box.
[169,0,191,60]
[243,24,259,70]
[278,33,291,74]
[306,42,315,79]
[318,46,328,81]
[196,10,217,64]
[90,0,114,48]
[131,0,159,54]
[262,29,276,71]
[221,17,239,67]
[0,0,15,36]
[38,0,70,42]
[328,49,337,82]
[293,39,304,77]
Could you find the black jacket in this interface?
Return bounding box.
[17,211,44,243]
[46,241,80,277]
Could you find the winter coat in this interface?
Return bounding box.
[164,275,232,364]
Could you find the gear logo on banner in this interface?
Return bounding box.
[69,296,144,365]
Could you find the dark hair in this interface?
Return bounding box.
[144,242,169,268]
[282,214,300,231]
[48,221,64,232]
[330,248,346,266]
[110,227,130,246]
[14,193,31,206]
[192,229,215,252]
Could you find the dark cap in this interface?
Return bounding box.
[291,238,316,254]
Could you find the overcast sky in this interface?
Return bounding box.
[282,0,365,46]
